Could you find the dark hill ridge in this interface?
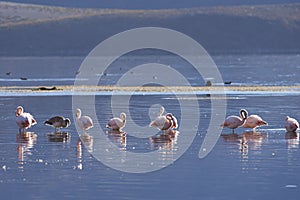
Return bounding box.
[0,2,300,55]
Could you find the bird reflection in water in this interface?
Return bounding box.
[221,131,268,156]
[149,130,179,152]
[46,131,70,143]
[76,133,94,170]
[79,133,94,152]
[105,130,126,150]
[221,131,268,172]
[16,132,37,171]
[285,131,299,149]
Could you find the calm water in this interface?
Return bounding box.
[1,54,300,86]
[0,54,300,199]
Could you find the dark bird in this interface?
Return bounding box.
[44,116,71,132]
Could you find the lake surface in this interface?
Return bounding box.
[0,54,300,199]
[1,54,300,86]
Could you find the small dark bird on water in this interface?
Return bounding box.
[44,116,71,132]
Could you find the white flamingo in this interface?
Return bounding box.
[106,112,126,131]
[221,109,248,133]
[285,116,299,132]
[15,106,37,133]
[75,109,93,132]
[243,114,268,131]
[44,116,71,132]
[149,106,178,131]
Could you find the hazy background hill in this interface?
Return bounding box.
[0,1,300,56]
[3,0,300,9]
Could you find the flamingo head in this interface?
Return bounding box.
[120,112,126,122]
[76,109,81,118]
[159,106,165,116]
[240,109,248,120]
[15,106,24,117]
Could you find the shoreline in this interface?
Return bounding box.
[0,85,299,96]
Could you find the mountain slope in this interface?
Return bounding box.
[0,2,300,55]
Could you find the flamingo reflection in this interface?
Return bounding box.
[221,131,268,155]
[106,130,126,149]
[285,131,299,149]
[79,133,94,153]
[16,132,37,171]
[149,130,179,151]
[76,133,94,170]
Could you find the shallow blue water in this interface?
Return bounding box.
[0,54,300,199]
[0,94,299,199]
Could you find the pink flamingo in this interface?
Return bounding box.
[75,109,93,132]
[149,106,178,131]
[106,112,126,131]
[243,114,268,131]
[285,116,299,132]
[15,106,37,133]
[221,109,248,133]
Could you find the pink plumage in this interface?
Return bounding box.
[243,114,268,131]
[149,106,178,131]
[221,109,248,133]
[106,112,126,131]
[75,108,94,131]
[15,106,37,133]
[285,116,299,132]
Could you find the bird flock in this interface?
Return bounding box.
[15,105,179,137]
[15,105,299,138]
[221,109,299,133]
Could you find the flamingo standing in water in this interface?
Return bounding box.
[243,114,268,131]
[75,109,93,132]
[15,106,37,133]
[106,112,126,131]
[44,116,71,132]
[149,106,178,131]
[221,109,248,133]
[285,116,299,132]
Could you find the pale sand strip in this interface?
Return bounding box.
[0,85,300,94]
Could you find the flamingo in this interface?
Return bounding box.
[149,106,178,131]
[221,109,248,133]
[243,114,268,131]
[44,116,71,132]
[285,116,299,132]
[106,112,126,131]
[75,109,93,132]
[15,106,37,133]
